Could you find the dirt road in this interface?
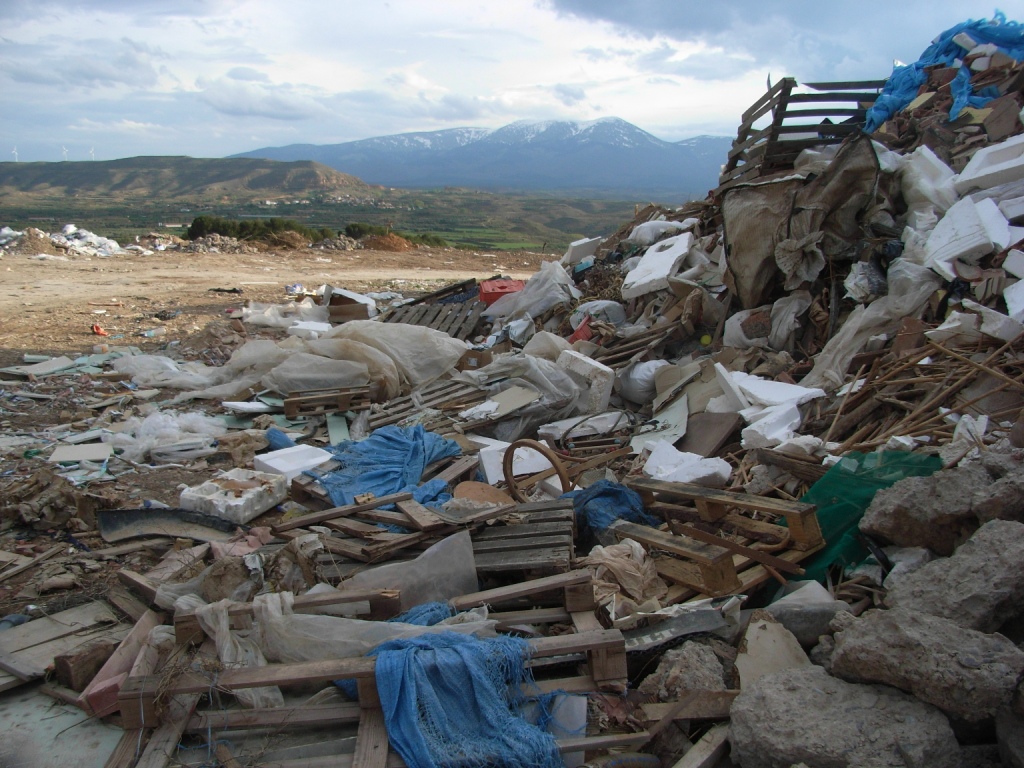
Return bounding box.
[0,245,545,365]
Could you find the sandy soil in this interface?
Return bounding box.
[0,245,545,365]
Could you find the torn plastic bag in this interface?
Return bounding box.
[844,261,889,303]
[454,354,581,442]
[578,539,668,604]
[260,352,369,396]
[343,531,479,611]
[193,595,284,709]
[570,300,627,330]
[112,354,223,391]
[722,292,811,352]
[483,261,580,321]
[615,360,670,404]
[312,425,461,508]
[522,331,572,361]
[104,410,227,463]
[802,260,941,390]
[242,297,329,328]
[627,219,694,245]
[253,591,496,663]
[327,320,466,390]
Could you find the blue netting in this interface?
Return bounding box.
[562,479,660,536]
[865,12,1024,132]
[374,632,562,768]
[388,601,456,626]
[308,425,461,509]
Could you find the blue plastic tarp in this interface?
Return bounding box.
[308,425,461,509]
[562,479,660,537]
[865,13,1024,132]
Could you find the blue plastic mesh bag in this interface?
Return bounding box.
[562,479,660,536]
[308,424,461,509]
[374,632,562,768]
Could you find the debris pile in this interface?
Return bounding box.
[4,12,1024,768]
[178,233,261,254]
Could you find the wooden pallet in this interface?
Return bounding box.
[472,510,575,575]
[383,300,486,341]
[716,77,886,194]
[366,378,487,430]
[592,323,682,369]
[283,387,372,419]
[619,477,825,601]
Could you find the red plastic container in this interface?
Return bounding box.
[479,279,526,306]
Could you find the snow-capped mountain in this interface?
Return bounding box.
[232,119,732,200]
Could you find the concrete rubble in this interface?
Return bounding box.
[3,11,1024,768]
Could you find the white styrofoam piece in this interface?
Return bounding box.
[562,236,602,266]
[254,444,333,483]
[741,403,802,450]
[975,197,1012,249]
[924,311,982,343]
[924,198,997,281]
[180,468,288,524]
[642,440,731,487]
[1004,279,1024,322]
[286,321,333,340]
[626,220,694,245]
[998,197,1024,226]
[952,32,977,50]
[731,371,825,408]
[474,436,555,486]
[327,286,377,314]
[713,362,751,411]
[1003,249,1024,279]
[49,443,113,463]
[955,133,1024,194]
[962,298,1024,342]
[621,232,693,299]
[556,349,614,414]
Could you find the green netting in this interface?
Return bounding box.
[799,451,942,582]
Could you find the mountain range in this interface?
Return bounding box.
[232,118,732,201]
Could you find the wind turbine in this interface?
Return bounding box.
[10,147,17,162]
[61,146,68,161]
[89,147,95,161]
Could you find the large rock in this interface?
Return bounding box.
[886,519,1024,632]
[974,472,1024,524]
[831,608,1024,721]
[859,463,988,555]
[729,666,960,768]
[637,641,727,700]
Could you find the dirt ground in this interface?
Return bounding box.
[0,245,545,365]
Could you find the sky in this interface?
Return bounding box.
[0,1,1015,162]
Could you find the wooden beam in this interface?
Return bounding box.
[273,493,415,533]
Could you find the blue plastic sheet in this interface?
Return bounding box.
[865,13,1024,132]
[307,425,461,509]
[374,632,562,768]
[562,479,660,536]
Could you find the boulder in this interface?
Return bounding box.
[637,641,727,700]
[886,519,1024,632]
[998,708,1024,768]
[729,666,960,768]
[974,472,1024,524]
[831,608,1024,721]
[859,463,988,555]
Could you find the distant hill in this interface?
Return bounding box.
[0,157,369,200]
[232,118,733,200]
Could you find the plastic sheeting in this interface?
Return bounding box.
[801,260,942,390]
[242,297,329,328]
[304,338,402,400]
[103,410,227,463]
[311,425,461,509]
[373,632,562,768]
[562,479,660,537]
[327,321,467,390]
[259,352,369,395]
[483,261,580,321]
[865,13,1024,132]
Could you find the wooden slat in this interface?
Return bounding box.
[353,708,389,768]
[450,570,591,610]
[273,493,414,533]
[802,79,887,90]
[787,91,881,103]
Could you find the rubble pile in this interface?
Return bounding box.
[178,232,261,254]
[312,233,362,251]
[4,13,1024,768]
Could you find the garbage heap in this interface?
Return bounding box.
[4,14,1024,768]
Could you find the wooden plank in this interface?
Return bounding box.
[786,91,880,103]
[668,523,805,575]
[187,703,362,732]
[472,535,573,554]
[117,569,159,604]
[473,547,572,573]
[450,570,591,610]
[669,723,730,768]
[626,477,816,517]
[642,691,740,723]
[79,609,165,716]
[106,585,153,623]
[273,492,414,533]
[353,707,389,768]
[802,79,888,90]
[0,601,119,653]
[474,521,575,540]
[0,648,44,681]
[609,521,731,567]
[395,499,448,531]
[0,544,62,583]
[453,301,486,340]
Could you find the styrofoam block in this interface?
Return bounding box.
[952,32,977,49]
[1003,249,1024,279]
[621,232,693,299]
[180,468,287,524]
[556,349,614,414]
[924,311,981,343]
[286,321,332,339]
[732,371,825,408]
[976,197,1011,249]
[962,298,1024,342]
[1004,279,1024,322]
[254,444,333,483]
[999,197,1024,224]
[473,436,555,485]
[741,403,802,450]
[955,133,1024,194]
[713,362,750,411]
[643,440,731,487]
[924,198,997,281]
[562,236,602,266]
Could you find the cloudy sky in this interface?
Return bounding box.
[0,1,1007,162]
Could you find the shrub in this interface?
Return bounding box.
[187,215,328,243]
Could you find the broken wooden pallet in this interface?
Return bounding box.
[383,299,486,341]
[367,378,487,430]
[472,513,575,575]
[283,387,372,419]
[592,323,682,369]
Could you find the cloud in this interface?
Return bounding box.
[0,0,239,21]
[227,66,270,82]
[69,117,164,133]
[633,43,756,82]
[551,83,586,106]
[0,38,160,88]
[197,78,330,120]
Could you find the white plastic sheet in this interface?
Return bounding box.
[483,261,580,321]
